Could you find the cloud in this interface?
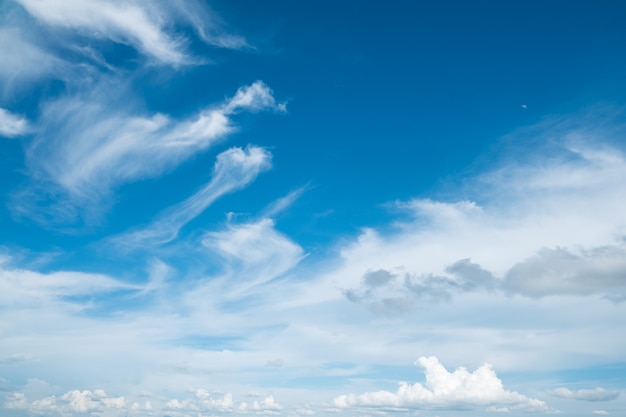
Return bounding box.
[549,387,620,402]
[26,81,282,200]
[266,358,285,367]
[164,390,281,414]
[0,27,61,91]
[0,108,29,137]
[113,146,273,248]
[14,0,246,65]
[261,185,309,218]
[503,246,626,299]
[202,218,304,287]
[11,389,126,416]
[343,259,496,315]
[0,262,138,305]
[329,120,626,312]
[333,356,549,412]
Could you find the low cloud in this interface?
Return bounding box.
[549,387,620,402]
[9,389,125,415]
[503,246,626,299]
[333,356,549,412]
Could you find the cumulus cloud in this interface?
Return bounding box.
[10,389,125,415]
[0,108,29,137]
[333,356,549,412]
[549,387,620,402]
[113,146,273,248]
[165,390,281,414]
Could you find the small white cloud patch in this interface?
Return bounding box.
[0,108,29,137]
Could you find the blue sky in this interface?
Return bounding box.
[1,0,626,416]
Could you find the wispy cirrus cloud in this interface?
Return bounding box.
[15,81,283,225]
[202,218,305,288]
[0,27,61,92]
[112,146,273,248]
[14,0,247,65]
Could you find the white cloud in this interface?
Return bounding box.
[0,263,138,305]
[14,0,248,66]
[593,410,609,415]
[11,389,126,416]
[320,124,626,312]
[5,392,27,409]
[29,81,280,198]
[261,185,309,218]
[0,27,60,90]
[203,218,304,286]
[164,391,280,414]
[16,0,176,64]
[0,108,29,137]
[114,146,273,248]
[549,387,620,402]
[333,356,549,412]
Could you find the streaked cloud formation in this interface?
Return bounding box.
[549,387,620,402]
[15,0,246,65]
[26,81,282,202]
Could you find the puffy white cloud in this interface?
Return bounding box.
[164,390,280,414]
[333,356,549,412]
[0,108,29,137]
[11,389,126,415]
[549,387,620,402]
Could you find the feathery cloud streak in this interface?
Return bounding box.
[14,0,246,65]
[114,146,273,248]
[25,81,283,201]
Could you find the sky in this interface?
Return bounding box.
[1,0,626,416]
